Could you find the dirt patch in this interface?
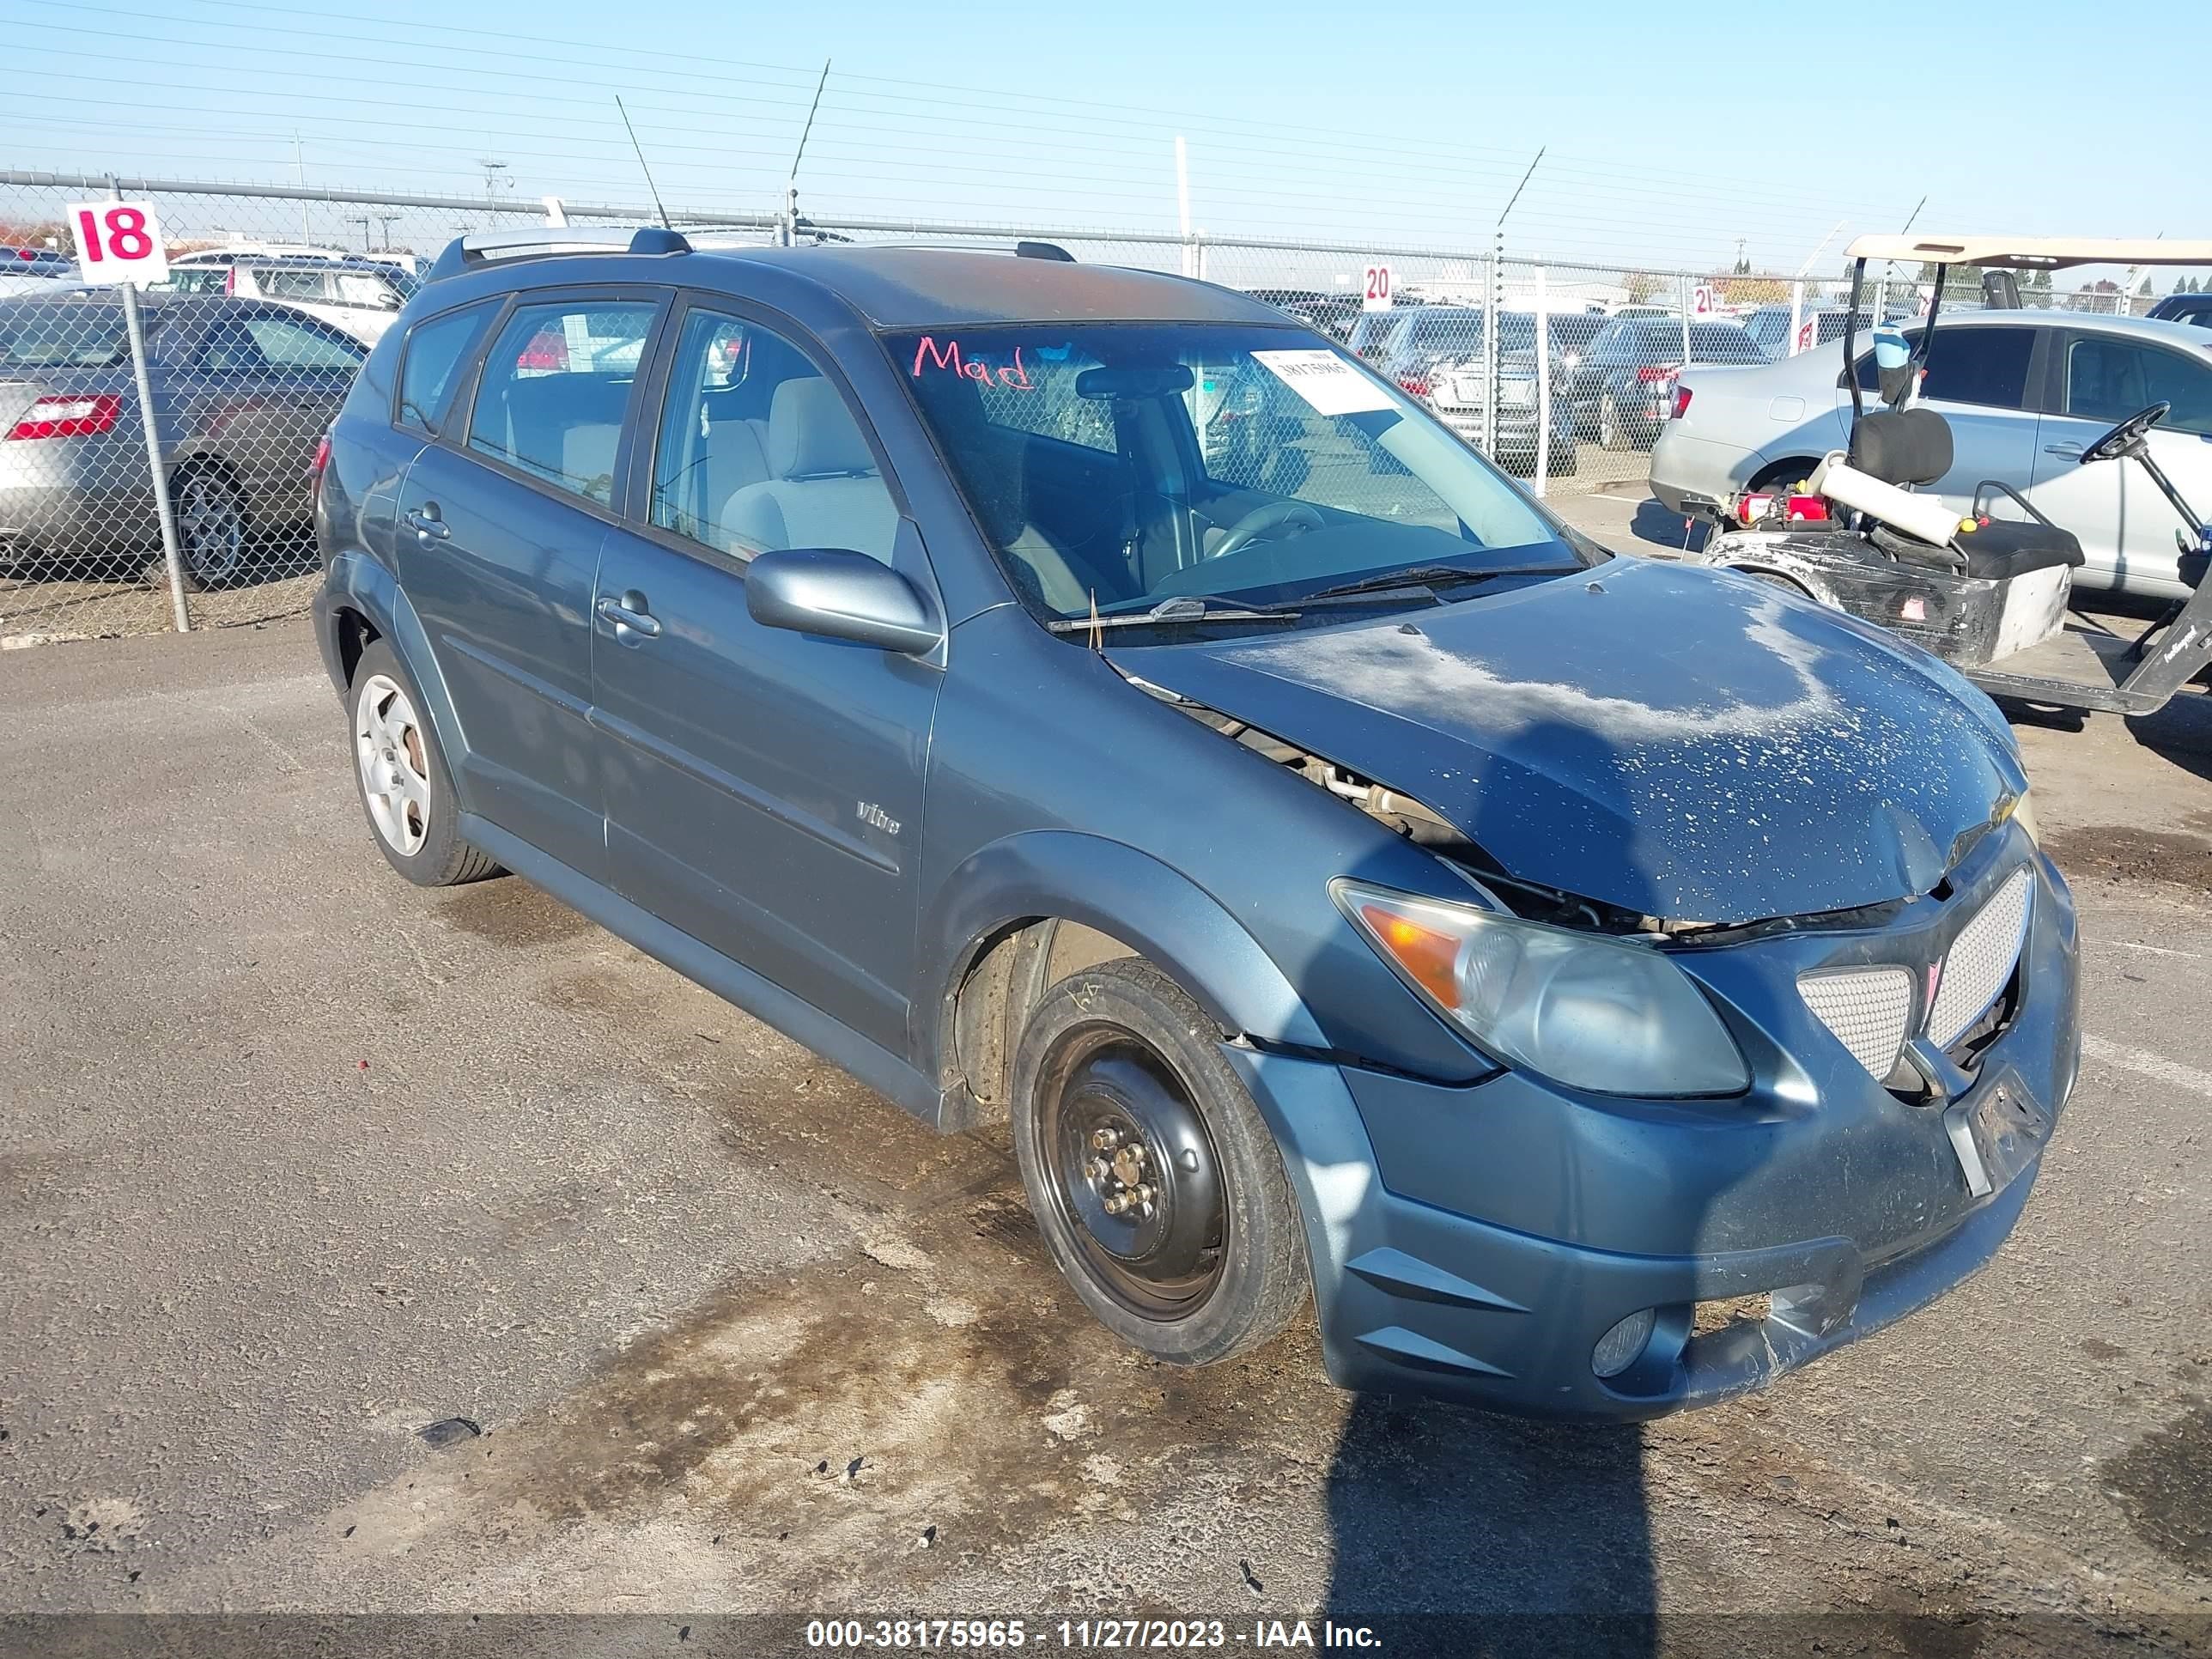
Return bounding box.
[2041,824,2212,894]
[435,881,597,948]
[2101,1403,2212,1575]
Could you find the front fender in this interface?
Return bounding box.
[917,830,1331,1079]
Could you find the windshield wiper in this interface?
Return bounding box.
[1046,594,1303,635]
[1292,561,1580,605]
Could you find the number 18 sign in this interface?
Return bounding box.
[69,201,168,286]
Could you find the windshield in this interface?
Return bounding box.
[0,302,129,368]
[888,323,1570,621]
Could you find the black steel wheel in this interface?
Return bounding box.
[1011,956,1309,1365]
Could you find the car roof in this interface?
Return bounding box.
[669,246,1292,329]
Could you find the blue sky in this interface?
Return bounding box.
[6,0,2208,282]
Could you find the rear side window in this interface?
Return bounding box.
[466,300,658,505]
[398,302,495,434]
[2065,336,2212,436]
[198,313,362,372]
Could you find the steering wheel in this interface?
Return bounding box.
[2082,401,2171,465]
[1207,500,1325,562]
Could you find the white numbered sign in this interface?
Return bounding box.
[1362,263,1393,313]
[69,201,168,286]
[1692,283,1717,318]
[1794,317,1816,355]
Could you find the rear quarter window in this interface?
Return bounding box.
[397,301,498,434]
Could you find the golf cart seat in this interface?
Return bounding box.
[1844,407,2083,577]
[1950,515,2084,580]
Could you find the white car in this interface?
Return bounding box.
[1650,311,2212,599]
[165,258,415,344]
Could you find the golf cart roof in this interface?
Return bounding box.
[1846,234,2212,270]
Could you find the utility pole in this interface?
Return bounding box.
[294,131,310,242]
[349,216,371,252]
[478,157,512,214]
[1175,136,1194,278]
[374,213,399,251]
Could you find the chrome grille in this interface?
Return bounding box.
[1929,866,2033,1050]
[1797,966,1914,1079]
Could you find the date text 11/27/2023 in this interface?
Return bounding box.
[803,1620,1383,1650]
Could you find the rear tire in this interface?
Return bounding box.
[1010,957,1309,1368]
[172,465,249,592]
[349,640,502,888]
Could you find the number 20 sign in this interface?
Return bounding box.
[69,201,169,286]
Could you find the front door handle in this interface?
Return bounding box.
[596,592,662,640]
[2043,442,2084,459]
[404,505,450,541]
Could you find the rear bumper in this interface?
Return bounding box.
[1231,842,2079,1419]
[1650,428,1759,514]
[0,474,155,561]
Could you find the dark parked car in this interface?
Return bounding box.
[314,230,2077,1417]
[1,292,368,586]
[1563,318,1768,449]
[2147,291,2212,331]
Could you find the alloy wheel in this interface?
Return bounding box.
[355,674,431,857]
[175,471,246,586]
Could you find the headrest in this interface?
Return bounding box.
[1848,406,1953,488]
[768,377,875,479]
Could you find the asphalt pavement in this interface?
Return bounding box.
[2,536,2208,1654]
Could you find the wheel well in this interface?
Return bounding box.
[1747,458,1820,494]
[1724,563,1817,600]
[334,606,381,687]
[945,918,1152,1126]
[172,452,248,508]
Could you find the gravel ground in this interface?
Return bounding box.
[1,554,2208,1656]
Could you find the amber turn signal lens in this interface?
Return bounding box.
[1358,902,1462,1008]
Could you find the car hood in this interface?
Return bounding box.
[1111,558,2026,924]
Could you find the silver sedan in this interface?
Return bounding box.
[1,292,366,588]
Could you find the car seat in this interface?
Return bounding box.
[722,378,898,562]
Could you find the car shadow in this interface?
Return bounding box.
[1629,498,1710,555]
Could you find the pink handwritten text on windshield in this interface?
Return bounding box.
[911,337,1035,391]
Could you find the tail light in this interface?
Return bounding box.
[224,264,236,295]
[309,431,331,481]
[1635,364,1680,384]
[516,328,569,372]
[7,393,122,441]
[1395,374,1431,398]
[1669,386,1692,420]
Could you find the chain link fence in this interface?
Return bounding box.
[0,169,2185,646]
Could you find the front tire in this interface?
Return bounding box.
[349,640,501,887]
[1010,957,1309,1367]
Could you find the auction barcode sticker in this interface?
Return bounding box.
[1251,349,1395,416]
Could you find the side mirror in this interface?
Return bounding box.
[745,546,942,655]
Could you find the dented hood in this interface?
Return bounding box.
[1114,558,2027,924]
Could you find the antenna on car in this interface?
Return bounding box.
[615,95,673,232]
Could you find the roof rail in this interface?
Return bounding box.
[1016,240,1075,263]
[424,225,690,283]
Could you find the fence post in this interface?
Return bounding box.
[1678,274,1692,367]
[1483,251,1499,461]
[1789,279,1805,356]
[108,179,189,632]
[1532,264,1550,497]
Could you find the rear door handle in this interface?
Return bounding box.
[596,592,662,640]
[2043,442,2084,459]
[404,506,450,540]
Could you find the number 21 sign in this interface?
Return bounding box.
[69,201,169,286]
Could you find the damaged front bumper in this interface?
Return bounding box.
[1228,830,2080,1419]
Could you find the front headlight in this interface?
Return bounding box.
[2005,788,2039,847]
[1334,880,1750,1097]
